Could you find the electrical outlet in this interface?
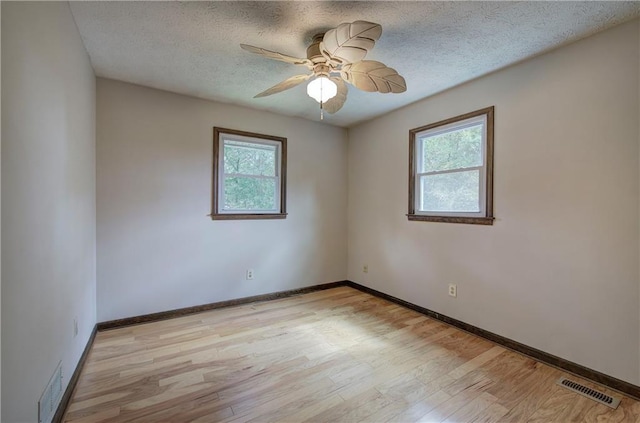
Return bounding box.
[73,317,78,337]
[448,284,457,298]
[363,265,368,273]
[246,269,254,280]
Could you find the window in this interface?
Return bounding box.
[211,127,287,220]
[408,106,494,225]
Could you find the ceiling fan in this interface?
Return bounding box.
[240,21,407,116]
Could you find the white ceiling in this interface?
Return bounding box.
[69,1,640,128]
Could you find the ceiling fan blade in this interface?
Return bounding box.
[241,44,312,68]
[323,78,348,114]
[341,61,406,93]
[254,74,311,98]
[321,21,382,64]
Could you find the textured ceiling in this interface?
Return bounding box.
[69,1,640,127]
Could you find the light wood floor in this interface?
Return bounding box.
[64,287,640,422]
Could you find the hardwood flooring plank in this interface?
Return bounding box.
[305,387,394,423]
[226,376,338,422]
[271,394,344,422]
[525,383,598,422]
[63,287,640,422]
[442,391,500,423]
[386,390,452,422]
[65,406,121,423]
[449,345,506,379]
[471,401,510,422]
[419,375,495,422]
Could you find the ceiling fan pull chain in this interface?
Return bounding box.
[320,81,324,120]
[321,80,324,120]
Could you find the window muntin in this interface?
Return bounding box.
[408,107,494,225]
[211,128,287,220]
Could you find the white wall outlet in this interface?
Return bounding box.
[246,269,254,280]
[448,284,457,298]
[73,317,78,337]
[363,264,368,273]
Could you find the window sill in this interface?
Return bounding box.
[210,213,287,220]
[407,214,494,225]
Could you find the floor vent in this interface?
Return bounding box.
[556,377,620,409]
[38,362,63,423]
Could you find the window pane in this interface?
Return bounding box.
[223,140,276,176]
[421,124,483,173]
[420,170,480,212]
[224,176,277,211]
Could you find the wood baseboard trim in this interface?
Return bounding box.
[345,280,640,401]
[52,324,98,423]
[97,281,349,331]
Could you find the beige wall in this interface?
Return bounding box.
[1,3,3,417]
[96,79,348,322]
[1,4,3,416]
[347,19,640,384]
[1,2,97,422]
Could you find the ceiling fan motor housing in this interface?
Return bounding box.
[307,33,326,64]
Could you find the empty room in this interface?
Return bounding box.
[2,1,640,422]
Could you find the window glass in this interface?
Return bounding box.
[223,176,277,211]
[223,140,276,176]
[420,170,480,212]
[421,124,483,173]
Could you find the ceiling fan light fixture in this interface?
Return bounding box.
[307,76,337,103]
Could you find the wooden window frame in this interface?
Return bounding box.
[407,106,495,225]
[211,127,287,220]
